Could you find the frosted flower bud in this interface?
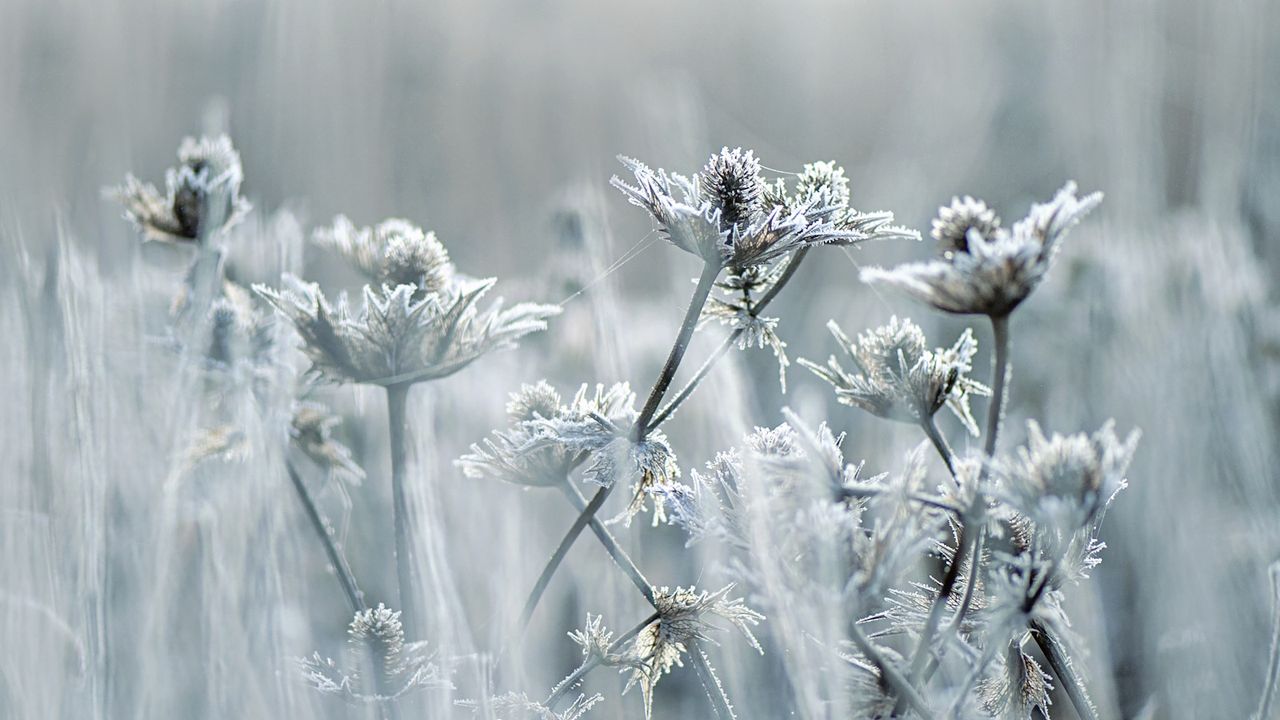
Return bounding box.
[314,216,453,297]
[931,195,1002,256]
[697,146,766,229]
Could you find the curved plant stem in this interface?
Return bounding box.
[850,622,935,719]
[560,482,655,605]
[921,416,958,483]
[546,611,660,709]
[1254,562,1280,720]
[286,461,365,614]
[648,248,810,431]
[385,382,419,639]
[899,314,1013,709]
[520,263,719,627]
[1031,621,1099,720]
[635,262,722,438]
[691,647,737,719]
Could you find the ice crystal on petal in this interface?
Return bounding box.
[110,135,251,244]
[255,274,558,386]
[861,183,1103,316]
[799,316,990,435]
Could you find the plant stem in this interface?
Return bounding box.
[648,248,810,431]
[1031,621,1100,720]
[921,416,958,482]
[286,461,365,614]
[690,647,737,719]
[521,263,719,627]
[385,382,419,639]
[1255,562,1280,720]
[850,622,934,719]
[546,611,660,709]
[635,262,722,438]
[899,314,1013,707]
[560,482,655,606]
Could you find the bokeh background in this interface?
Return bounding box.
[2,1,1279,718]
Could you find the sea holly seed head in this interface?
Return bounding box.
[697,146,766,230]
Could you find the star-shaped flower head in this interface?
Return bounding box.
[861,183,1103,317]
[799,316,991,435]
[457,382,636,488]
[999,420,1140,537]
[314,216,453,299]
[611,149,904,269]
[111,135,252,244]
[256,273,558,387]
[625,585,763,719]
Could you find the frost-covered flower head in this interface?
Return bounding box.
[611,150,902,269]
[458,382,636,488]
[256,273,558,386]
[314,216,453,298]
[1000,420,1140,533]
[625,585,763,719]
[861,183,1102,316]
[297,603,451,703]
[799,316,991,435]
[111,135,251,244]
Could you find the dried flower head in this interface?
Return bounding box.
[255,274,558,386]
[110,134,251,244]
[314,216,453,297]
[977,645,1053,719]
[1000,420,1140,533]
[799,316,991,435]
[862,183,1103,316]
[626,585,763,719]
[611,152,863,268]
[291,401,365,483]
[458,382,636,488]
[701,263,792,391]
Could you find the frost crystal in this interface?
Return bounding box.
[862,183,1103,316]
[799,316,991,435]
[110,134,251,244]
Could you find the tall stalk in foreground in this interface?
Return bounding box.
[258,217,559,637]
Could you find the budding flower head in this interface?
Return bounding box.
[862,183,1103,317]
[697,147,766,229]
[110,134,251,244]
[931,195,1002,257]
[799,316,991,435]
[349,603,405,674]
[314,216,453,298]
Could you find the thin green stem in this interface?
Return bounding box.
[386,382,419,640]
[560,482,655,605]
[647,248,810,431]
[546,612,660,709]
[286,461,365,614]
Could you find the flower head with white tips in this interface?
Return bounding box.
[862,183,1102,316]
[799,316,991,435]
